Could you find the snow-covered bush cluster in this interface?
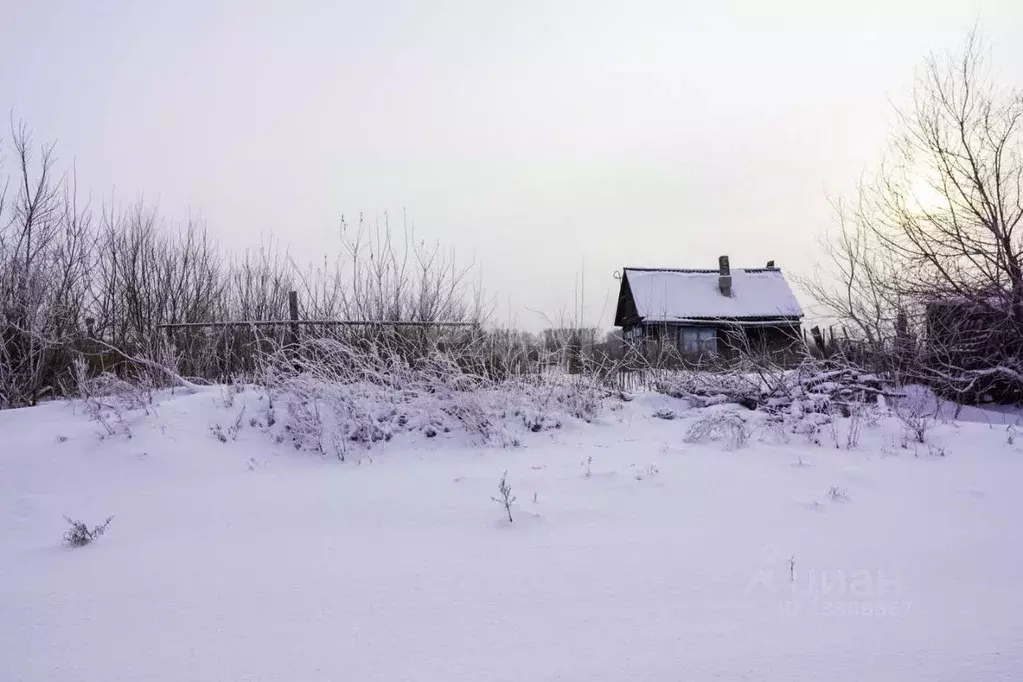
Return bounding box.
[683,408,751,448]
[655,361,893,418]
[258,338,618,456]
[71,357,157,437]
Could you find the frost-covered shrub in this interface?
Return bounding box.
[684,409,751,448]
[555,378,606,422]
[790,412,831,436]
[63,515,113,547]
[753,415,791,445]
[897,394,935,444]
[827,486,848,501]
[258,338,615,455]
[491,471,516,523]
[654,362,893,418]
[655,371,754,404]
[75,365,156,437]
[443,392,493,441]
[276,379,402,458]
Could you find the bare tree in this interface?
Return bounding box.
[801,31,1023,398]
[0,119,496,406]
[797,201,907,347]
[0,119,94,407]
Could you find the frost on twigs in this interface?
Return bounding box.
[684,409,750,449]
[491,470,516,523]
[259,338,617,456]
[827,486,849,501]
[655,359,898,419]
[63,515,114,547]
[72,357,152,438]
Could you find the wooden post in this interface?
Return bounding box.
[287,291,299,347]
[810,326,826,355]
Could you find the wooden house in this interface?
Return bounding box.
[613,256,803,360]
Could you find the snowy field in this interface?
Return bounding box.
[3,386,1023,681]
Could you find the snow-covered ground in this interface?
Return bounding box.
[3,387,1023,681]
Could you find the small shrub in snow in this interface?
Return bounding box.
[788,411,832,446]
[684,410,750,448]
[74,359,154,438]
[634,464,660,481]
[652,408,677,421]
[556,377,607,423]
[753,416,791,445]
[443,394,493,442]
[228,405,246,440]
[63,515,113,547]
[897,393,936,444]
[879,432,898,457]
[827,486,848,501]
[210,424,228,443]
[220,383,244,409]
[901,414,932,443]
[845,403,865,449]
[492,471,516,523]
[826,411,841,449]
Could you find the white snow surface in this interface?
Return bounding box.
[625,267,803,321]
[3,387,1023,681]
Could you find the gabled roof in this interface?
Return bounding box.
[615,266,803,325]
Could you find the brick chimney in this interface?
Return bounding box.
[766,260,775,268]
[718,255,732,297]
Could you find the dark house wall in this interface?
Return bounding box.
[613,275,641,327]
[924,300,1023,401]
[628,321,802,364]
[739,324,803,358]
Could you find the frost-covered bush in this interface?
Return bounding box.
[491,471,516,523]
[258,338,615,455]
[72,358,155,437]
[896,389,937,444]
[827,486,849,501]
[63,515,114,547]
[656,371,753,407]
[684,409,751,448]
[655,361,894,418]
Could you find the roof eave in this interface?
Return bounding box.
[638,315,803,326]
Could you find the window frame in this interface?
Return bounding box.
[679,326,718,354]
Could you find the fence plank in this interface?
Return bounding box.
[287,291,300,347]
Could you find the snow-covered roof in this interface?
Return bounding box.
[622,267,803,322]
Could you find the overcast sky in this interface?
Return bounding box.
[3,0,1021,330]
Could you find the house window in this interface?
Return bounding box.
[680,327,717,354]
[625,326,644,341]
